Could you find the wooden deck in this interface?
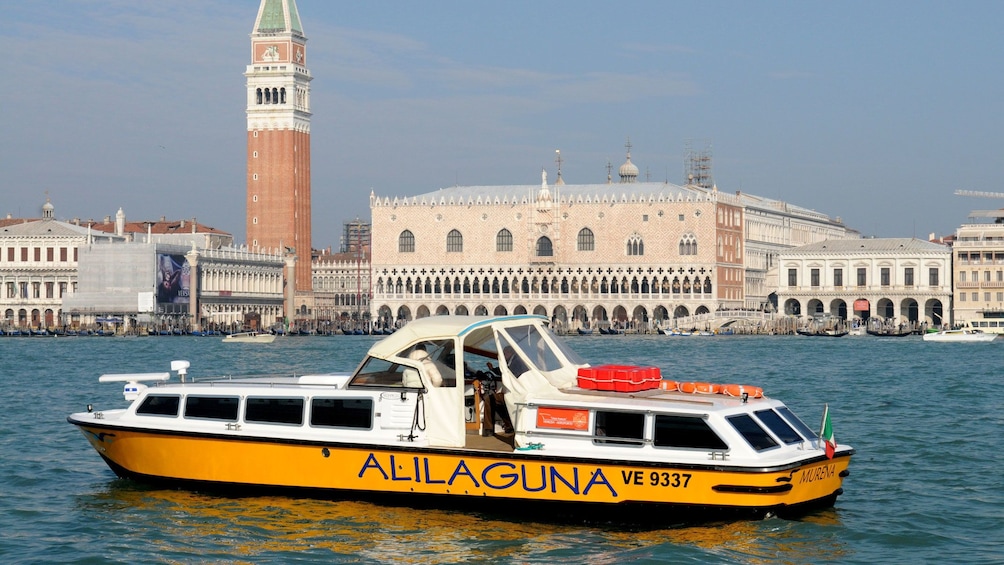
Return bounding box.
[464,430,515,452]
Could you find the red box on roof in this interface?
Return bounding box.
[577,365,662,392]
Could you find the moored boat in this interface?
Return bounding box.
[922,328,997,343]
[67,315,851,524]
[866,327,913,337]
[222,331,276,343]
[797,328,849,338]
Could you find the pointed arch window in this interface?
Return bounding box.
[627,234,644,256]
[497,229,513,252]
[447,229,463,252]
[536,236,553,257]
[679,233,697,256]
[398,230,415,253]
[577,228,595,251]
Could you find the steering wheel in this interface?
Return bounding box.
[472,370,499,392]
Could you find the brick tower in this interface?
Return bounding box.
[246,0,313,295]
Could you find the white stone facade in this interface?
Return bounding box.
[312,252,372,330]
[776,238,952,326]
[0,217,104,330]
[742,195,857,310]
[193,247,285,331]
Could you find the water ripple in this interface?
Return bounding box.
[2,335,1003,563]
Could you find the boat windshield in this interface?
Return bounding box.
[501,323,586,372]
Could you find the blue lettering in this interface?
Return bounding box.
[482,462,518,490]
[424,457,446,484]
[359,453,388,479]
[550,466,580,495]
[390,455,413,481]
[520,464,547,492]
[361,453,620,499]
[448,460,480,488]
[583,468,618,497]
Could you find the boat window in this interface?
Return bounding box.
[136,395,180,417]
[593,410,645,446]
[245,397,304,426]
[754,409,804,444]
[400,340,457,387]
[777,406,819,440]
[653,414,728,450]
[726,414,779,451]
[503,324,563,372]
[348,357,407,388]
[310,398,373,429]
[184,396,239,421]
[461,328,501,379]
[540,323,587,365]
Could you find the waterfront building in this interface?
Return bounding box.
[245,0,314,307]
[312,249,371,332]
[776,238,952,326]
[63,242,285,333]
[369,146,858,331]
[951,212,1004,333]
[0,200,122,331]
[370,150,749,332]
[739,192,856,311]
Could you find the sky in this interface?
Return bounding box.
[3,0,1004,250]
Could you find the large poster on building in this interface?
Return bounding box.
[157,254,191,305]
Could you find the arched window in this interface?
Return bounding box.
[497,229,513,252]
[447,229,463,252]
[627,234,644,256]
[399,230,415,252]
[577,228,595,251]
[679,233,697,256]
[536,236,553,257]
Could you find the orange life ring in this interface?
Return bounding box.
[658,380,678,391]
[679,382,720,394]
[720,384,764,398]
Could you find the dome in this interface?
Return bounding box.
[41,198,54,219]
[618,155,639,183]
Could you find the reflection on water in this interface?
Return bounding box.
[76,482,849,563]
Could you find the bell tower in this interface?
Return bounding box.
[246,0,313,294]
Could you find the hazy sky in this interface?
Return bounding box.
[4,1,1003,249]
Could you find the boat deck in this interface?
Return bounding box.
[465,430,515,452]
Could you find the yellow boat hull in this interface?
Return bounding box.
[73,421,849,519]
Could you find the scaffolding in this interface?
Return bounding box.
[685,140,714,189]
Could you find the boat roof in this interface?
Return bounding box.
[366,315,547,357]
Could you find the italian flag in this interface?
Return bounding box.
[820,404,836,459]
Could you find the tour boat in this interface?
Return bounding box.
[922,328,997,343]
[67,315,852,524]
[222,331,276,344]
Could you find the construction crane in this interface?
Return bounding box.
[955,189,1004,199]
